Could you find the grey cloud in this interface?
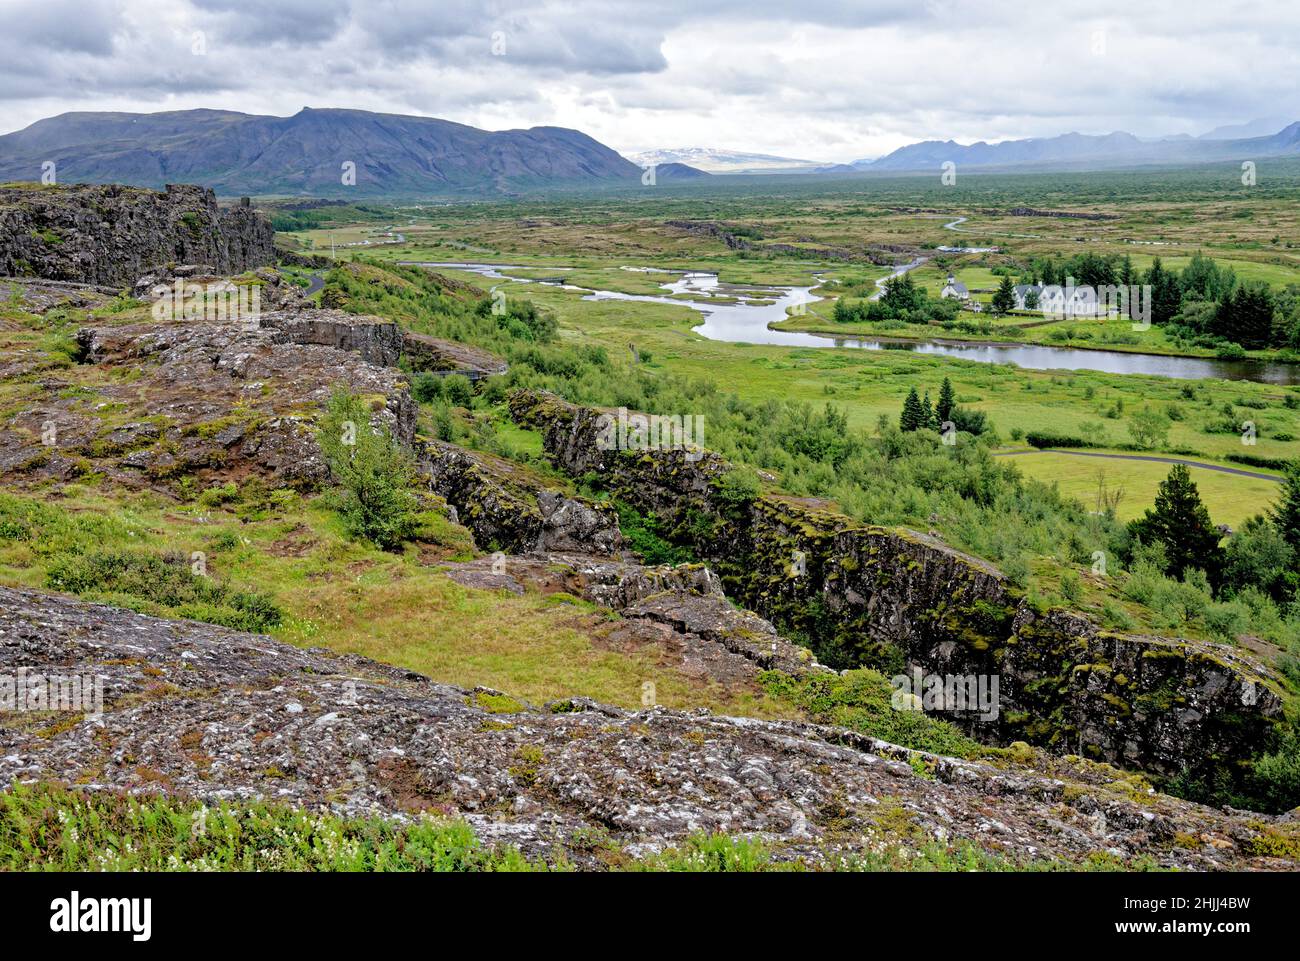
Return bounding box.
[191,0,353,46]
[0,0,1297,159]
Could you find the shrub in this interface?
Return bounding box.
[1025,431,1095,449]
[317,387,423,551]
[45,550,281,632]
[411,372,444,403]
[442,374,474,407]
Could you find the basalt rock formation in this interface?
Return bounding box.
[508,389,1285,778]
[418,440,622,555]
[2,584,1296,870]
[0,183,274,287]
[444,551,820,678]
[0,306,415,491]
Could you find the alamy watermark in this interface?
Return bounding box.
[595,407,705,462]
[891,667,999,721]
[150,278,261,327]
[1,668,105,717]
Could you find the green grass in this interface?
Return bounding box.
[1004,451,1281,526]
[0,782,1161,872]
[0,487,788,719]
[0,782,555,872]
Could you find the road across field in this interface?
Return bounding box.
[995,447,1282,482]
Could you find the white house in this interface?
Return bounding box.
[940,275,969,300]
[1037,283,1104,318]
[1013,284,1042,310]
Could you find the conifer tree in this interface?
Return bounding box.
[1270,460,1300,560]
[900,386,924,431]
[1128,464,1223,582]
[992,275,1016,315]
[936,377,956,424]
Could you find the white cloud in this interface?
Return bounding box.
[1,0,1297,161]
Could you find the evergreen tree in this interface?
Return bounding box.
[881,273,925,314]
[900,386,924,431]
[1071,252,1117,289]
[992,275,1016,315]
[936,377,956,424]
[921,391,936,429]
[1145,258,1183,325]
[1120,254,1135,288]
[1127,464,1224,583]
[1270,460,1300,559]
[1212,283,1277,350]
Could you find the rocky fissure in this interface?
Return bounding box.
[508,389,1285,777]
[0,183,274,286]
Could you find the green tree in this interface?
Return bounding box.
[900,386,924,432]
[317,386,423,551]
[991,275,1016,315]
[1270,460,1300,559]
[1119,254,1135,288]
[880,273,926,314]
[1181,251,1235,302]
[920,392,936,429]
[1145,258,1183,325]
[1223,515,1293,601]
[1211,283,1276,350]
[1127,405,1170,450]
[1127,464,1224,583]
[936,377,956,424]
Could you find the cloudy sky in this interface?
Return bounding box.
[2,0,1298,161]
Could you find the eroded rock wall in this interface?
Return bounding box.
[509,389,1285,775]
[0,183,274,285]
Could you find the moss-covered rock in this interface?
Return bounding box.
[507,388,1285,779]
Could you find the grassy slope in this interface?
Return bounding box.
[0,486,787,720]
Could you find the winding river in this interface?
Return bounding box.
[404,261,1300,385]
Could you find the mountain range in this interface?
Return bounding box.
[3,107,1299,197]
[840,122,1300,172]
[0,107,703,197]
[629,147,827,174]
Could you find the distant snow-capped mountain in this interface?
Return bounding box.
[627,147,827,174]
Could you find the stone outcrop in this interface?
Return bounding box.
[402,333,508,381]
[445,551,820,678]
[2,584,1295,870]
[0,183,274,286]
[508,389,1286,777]
[0,308,415,491]
[418,440,622,555]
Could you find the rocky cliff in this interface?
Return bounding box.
[0,182,274,285]
[2,584,1296,870]
[508,389,1286,778]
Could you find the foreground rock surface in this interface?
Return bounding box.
[1,585,1295,870]
[0,308,415,491]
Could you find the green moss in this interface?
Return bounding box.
[759,668,982,758]
[474,691,526,714]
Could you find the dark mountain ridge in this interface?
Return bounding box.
[0,107,655,197]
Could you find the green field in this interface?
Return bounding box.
[270,162,1300,539]
[1001,451,1280,527]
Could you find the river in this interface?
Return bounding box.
[403,261,1300,385]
